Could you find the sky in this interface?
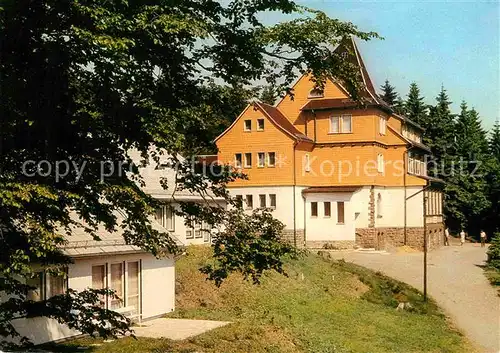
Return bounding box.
[264,0,499,131]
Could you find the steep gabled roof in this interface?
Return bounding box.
[333,36,382,104]
[255,102,312,142]
[214,101,313,143]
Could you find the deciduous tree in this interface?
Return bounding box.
[0,0,379,346]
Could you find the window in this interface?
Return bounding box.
[257,119,265,131]
[235,153,242,168]
[244,120,252,131]
[245,195,253,210]
[308,88,324,98]
[267,152,276,167]
[186,229,193,239]
[244,153,252,168]
[324,202,331,217]
[92,265,106,308]
[377,154,384,173]
[377,193,383,218]
[257,152,265,167]
[330,116,340,133]
[259,194,266,208]
[110,263,124,309]
[379,117,386,135]
[341,115,352,133]
[235,195,243,208]
[305,154,311,172]
[127,262,140,316]
[194,222,202,238]
[47,273,67,298]
[155,205,175,231]
[269,194,276,209]
[311,202,318,217]
[27,270,67,302]
[337,202,345,224]
[27,272,44,302]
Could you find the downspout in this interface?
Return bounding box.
[312,109,317,143]
[406,182,432,302]
[293,141,297,247]
[403,145,416,245]
[404,150,407,245]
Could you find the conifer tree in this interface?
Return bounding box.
[393,95,406,115]
[405,82,428,125]
[424,86,455,171]
[445,102,490,235]
[379,79,398,106]
[489,120,500,160]
[485,121,500,234]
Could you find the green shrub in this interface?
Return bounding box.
[487,232,500,270]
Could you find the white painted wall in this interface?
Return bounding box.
[227,186,307,230]
[350,187,371,228]
[304,193,355,241]
[11,253,175,345]
[374,186,423,227]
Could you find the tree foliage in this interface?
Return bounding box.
[379,79,398,106]
[0,0,380,346]
[405,82,428,126]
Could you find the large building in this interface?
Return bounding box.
[215,37,444,250]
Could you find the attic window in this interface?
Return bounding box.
[244,120,252,131]
[257,119,265,131]
[308,88,324,98]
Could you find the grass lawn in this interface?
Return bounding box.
[483,266,500,295]
[52,246,474,353]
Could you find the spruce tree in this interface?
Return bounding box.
[424,86,455,169]
[379,79,398,106]
[485,121,500,234]
[489,120,500,160]
[445,102,490,235]
[260,85,279,105]
[405,82,428,126]
[393,95,406,115]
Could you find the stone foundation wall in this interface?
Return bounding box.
[281,229,305,248]
[305,240,356,250]
[356,223,444,251]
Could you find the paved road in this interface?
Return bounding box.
[329,244,500,353]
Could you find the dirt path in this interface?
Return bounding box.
[329,244,500,353]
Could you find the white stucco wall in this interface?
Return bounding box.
[374,186,424,227]
[10,253,175,345]
[350,187,371,228]
[227,186,306,230]
[303,192,356,241]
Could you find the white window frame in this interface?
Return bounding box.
[109,262,125,310]
[305,154,311,172]
[329,116,340,133]
[379,116,386,135]
[244,152,252,168]
[259,194,266,208]
[257,152,265,167]
[341,114,352,133]
[269,194,276,209]
[234,153,242,168]
[377,154,384,173]
[308,88,324,98]
[155,204,175,232]
[267,152,276,167]
[311,202,318,218]
[244,119,252,131]
[245,195,253,210]
[257,118,265,131]
[324,202,331,218]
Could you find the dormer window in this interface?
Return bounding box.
[308,88,324,98]
[257,119,264,131]
[244,120,251,131]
